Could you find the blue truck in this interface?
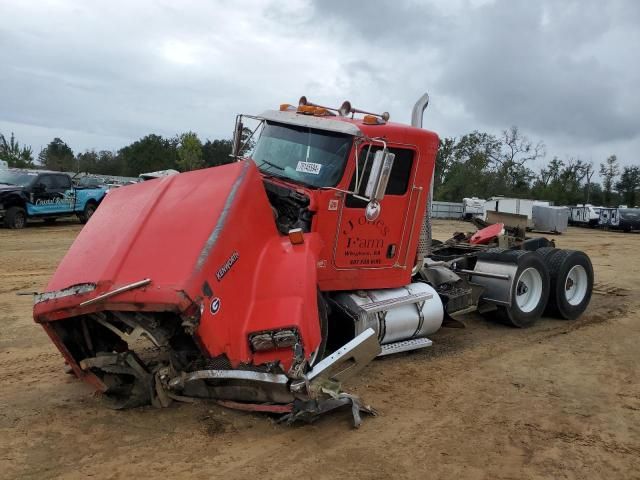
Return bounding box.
[0,169,107,229]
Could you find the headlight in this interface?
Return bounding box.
[249,328,298,351]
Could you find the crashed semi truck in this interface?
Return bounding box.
[33,94,594,424]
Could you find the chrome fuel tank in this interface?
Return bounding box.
[334,282,444,345]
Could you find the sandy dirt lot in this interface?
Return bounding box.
[1,219,639,479]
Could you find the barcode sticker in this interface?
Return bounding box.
[296,161,322,175]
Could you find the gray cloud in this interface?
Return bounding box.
[0,0,638,168]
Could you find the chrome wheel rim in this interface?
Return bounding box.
[565,265,588,306]
[515,267,543,313]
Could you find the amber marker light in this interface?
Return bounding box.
[288,228,304,245]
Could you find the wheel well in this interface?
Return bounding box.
[3,195,26,210]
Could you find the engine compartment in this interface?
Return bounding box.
[263,180,313,234]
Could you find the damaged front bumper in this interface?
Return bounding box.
[72,326,380,426]
[163,328,381,426]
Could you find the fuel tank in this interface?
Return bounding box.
[334,282,444,345]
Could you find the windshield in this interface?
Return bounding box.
[251,121,353,188]
[0,170,37,187]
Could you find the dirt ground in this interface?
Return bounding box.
[1,219,639,479]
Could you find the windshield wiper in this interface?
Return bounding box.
[0,182,15,186]
[257,159,284,172]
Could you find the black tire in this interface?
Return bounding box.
[309,292,329,367]
[4,206,27,229]
[544,249,593,320]
[78,202,97,224]
[493,250,550,328]
[536,246,559,262]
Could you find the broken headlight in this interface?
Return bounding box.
[249,328,298,351]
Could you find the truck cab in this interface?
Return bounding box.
[240,104,438,292]
[0,169,107,228]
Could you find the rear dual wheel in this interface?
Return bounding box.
[494,250,550,328]
[538,249,593,320]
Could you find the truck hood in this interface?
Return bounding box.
[0,185,23,194]
[35,161,272,317]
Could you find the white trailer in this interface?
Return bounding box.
[462,197,485,219]
[569,205,601,227]
[483,197,550,228]
[599,207,619,229]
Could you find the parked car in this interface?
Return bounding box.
[0,169,107,229]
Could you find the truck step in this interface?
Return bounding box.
[378,337,433,357]
[359,292,433,314]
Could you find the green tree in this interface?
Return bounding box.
[118,134,178,177]
[616,166,640,207]
[489,126,542,195]
[583,162,596,203]
[599,155,620,206]
[435,131,498,201]
[203,139,233,167]
[0,132,34,168]
[38,138,75,171]
[95,150,124,176]
[77,150,99,173]
[177,132,204,172]
[434,137,456,193]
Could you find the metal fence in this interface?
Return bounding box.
[432,201,463,219]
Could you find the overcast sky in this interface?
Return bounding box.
[1,0,638,171]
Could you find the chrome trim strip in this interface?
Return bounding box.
[79,278,151,307]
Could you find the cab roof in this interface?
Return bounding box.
[258,109,439,145]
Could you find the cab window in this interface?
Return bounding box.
[346,146,414,208]
[38,175,56,190]
[54,175,71,190]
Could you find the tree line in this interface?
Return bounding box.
[1,127,638,207]
[435,127,639,207]
[0,131,237,178]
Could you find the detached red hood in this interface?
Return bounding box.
[50,163,250,290]
[34,161,274,320]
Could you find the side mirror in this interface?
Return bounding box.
[364,150,395,220]
[231,118,244,159]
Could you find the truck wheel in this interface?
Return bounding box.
[544,250,593,320]
[495,251,550,328]
[536,246,559,261]
[79,202,97,224]
[4,206,27,229]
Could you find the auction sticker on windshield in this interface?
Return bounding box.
[296,161,322,175]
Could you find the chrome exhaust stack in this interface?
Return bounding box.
[411,93,432,270]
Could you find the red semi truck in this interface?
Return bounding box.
[33,94,593,424]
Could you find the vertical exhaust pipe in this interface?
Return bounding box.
[411,93,432,272]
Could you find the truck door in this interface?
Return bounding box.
[53,174,75,213]
[31,174,73,215]
[334,145,418,270]
[30,175,56,215]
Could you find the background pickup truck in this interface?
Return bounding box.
[0,169,107,229]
